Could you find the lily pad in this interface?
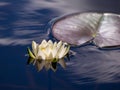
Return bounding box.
[93,13,120,48]
[52,12,120,48]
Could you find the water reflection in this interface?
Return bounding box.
[29,59,67,72]
[0,0,48,46]
[23,0,85,14]
[87,0,120,13]
[0,2,10,6]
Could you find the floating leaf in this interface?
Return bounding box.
[52,13,103,45]
[51,12,120,48]
[93,13,120,48]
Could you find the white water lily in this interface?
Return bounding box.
[27,40,70,71]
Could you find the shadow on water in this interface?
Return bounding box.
[0,0,120,90]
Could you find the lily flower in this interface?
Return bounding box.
[27,40,70,71]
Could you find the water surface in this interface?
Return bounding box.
[0,0,120,90]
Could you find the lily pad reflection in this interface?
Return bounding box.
[52,12,120,48]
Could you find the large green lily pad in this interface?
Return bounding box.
[52,12,120,48]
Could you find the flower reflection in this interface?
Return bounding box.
[27,40,70,71]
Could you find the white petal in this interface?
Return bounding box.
[53,42,57,47]
[52,42,57,58]
[52,50,57,58]
[64,45,70,56]
[57,41,62,48]
[47,52,53,60]
[41,45,50,57]
[61,43,70,56]
[38,50,46,60]
[32,41,38,56]
[48,40,53,45]
[40,39,47,47]
[58,44,67,58]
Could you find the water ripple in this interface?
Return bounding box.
[65,46,120,84]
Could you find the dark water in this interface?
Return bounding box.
[0,0,120,90]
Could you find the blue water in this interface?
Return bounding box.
[0,0,120,90]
